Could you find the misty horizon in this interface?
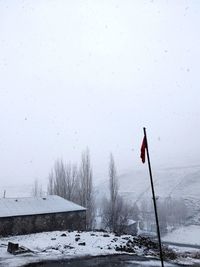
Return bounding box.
[0,1,199,187]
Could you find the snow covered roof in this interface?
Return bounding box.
[127,219,136,226]
[0,195,86,218]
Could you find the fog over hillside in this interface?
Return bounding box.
[96,165,200,225]
[96,165,200,201]
[120,165,200,200]
[4,164,200,202]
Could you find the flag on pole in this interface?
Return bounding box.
[140,136,147,163]
[140,128,165,267]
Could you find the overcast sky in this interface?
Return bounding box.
[0,1,199,186]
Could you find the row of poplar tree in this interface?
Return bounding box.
[32,148,188,234]
[32,148,138,233]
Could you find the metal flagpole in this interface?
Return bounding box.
[143,127,164,267]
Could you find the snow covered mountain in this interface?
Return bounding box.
[119,165,200,201]
[96,165,200,224]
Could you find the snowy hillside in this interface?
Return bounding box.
[96,165,200,223]
[97,165,200,200]
[163,225,200,246]
[119,166,200,200]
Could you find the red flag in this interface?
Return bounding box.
[140,136,147,163]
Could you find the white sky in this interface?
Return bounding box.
[0,1,200,186]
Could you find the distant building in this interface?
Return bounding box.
[0,195,86,236]
[123,219,138,236]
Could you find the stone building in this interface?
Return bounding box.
[0,195,86,237]
[122,219,138,236]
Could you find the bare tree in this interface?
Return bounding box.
[47,150,96,229]
[47,159,80,203]
[65,163,79,201]
[102,154,135,233]
[140,199,154,232]
[51,159,66,198]
[101,194,136,234]
[139,196,188,234]
[47,171,54,195]
[101,154,139,234]
[114,196,135,234]
[32,179,43,197]
[109,153,118,232]
[79,149,95,230]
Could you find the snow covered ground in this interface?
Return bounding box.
[1,230,200,267]
[161,225,200,266]
[163,225,200,246]
[0,231,143,267]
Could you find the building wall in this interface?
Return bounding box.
[0,210,86,237]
